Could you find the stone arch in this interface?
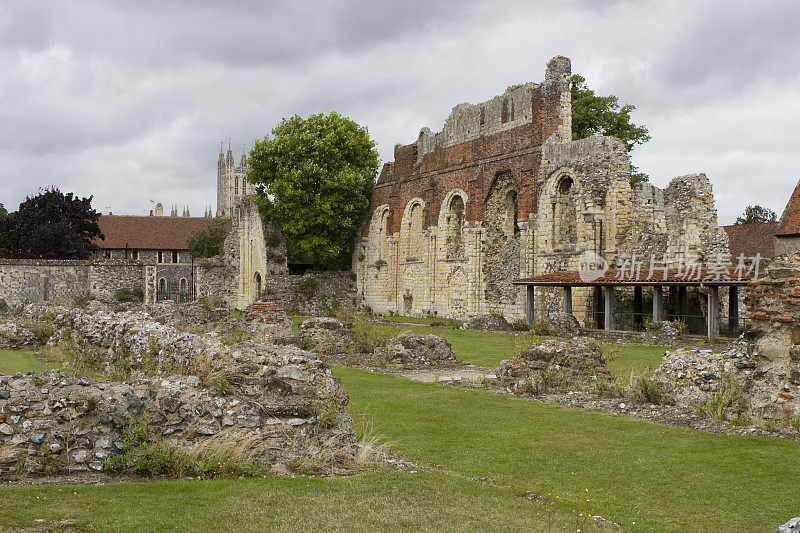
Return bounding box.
[368,204,391,262]
[254,271,262,297]
[158,277,167,294]
[400,198,425,261]
[179,278,188,294]
[439,189,468,259]
[548,169,580,249]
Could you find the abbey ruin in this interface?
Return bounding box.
[353,56,730,325]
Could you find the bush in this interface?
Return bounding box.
[512,319,530,332]
[632,376,663,404]
[671,319,687,334]
[531,319,552,337]
[697,375,741,421]
[296,277,318,300]
[33,322,54,346]
[316,398,342,429]
[116,288,144,302]
[187,219,228,259]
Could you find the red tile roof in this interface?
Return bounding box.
[95,216,231,251]
[776,179,800,236]
[723,222,777,259]
[515,266,752,286]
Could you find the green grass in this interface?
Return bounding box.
[0,469,608,532]
[603,344,673,378]
[338,366,800,532]
[0,349,64,374]
[379,315,463,328]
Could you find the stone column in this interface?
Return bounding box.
[707,286,719,339]
[526,285,535,325]
[652,286,663,322]
[633,286,643,329]
[603,286,615,331]
[729,286,739,335]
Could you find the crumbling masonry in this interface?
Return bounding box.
[353,56,730,324]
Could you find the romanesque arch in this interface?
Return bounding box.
[439,189,468,260]
[400,198,425,262]
[483,171,521,308]
[254,272,262,297]
[367,204,391,262]
[548,169,580,251]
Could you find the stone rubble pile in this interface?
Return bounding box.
[373,334,458,368]
[495,337,612,394]
[0,305,358,476]
[650,253,800,422]
[298,317,353,354]
[641,321,681,345]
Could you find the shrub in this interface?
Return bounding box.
[230,309,244,322]
[315,398,342,429]
[33,322,54,346]
[697,375,741,421]
[116,288,143,302]
[632,376,663,404]
[671,319,687,334]
[215,371,229,395]
[512,319,530,332]
[350,322,394,354]
[296,277,318,300]
[531,319,552,337]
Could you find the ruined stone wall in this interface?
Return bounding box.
[354,55,731,325]
[0,305,356,476]
[354,56,571,319]
[196,198,284,309]
[0,260,151,308]
[262,271,357,316]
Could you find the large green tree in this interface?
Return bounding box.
[735,205,777,225]
[248,112,379,267]
[571,74,651,186]
[186,218,228,259]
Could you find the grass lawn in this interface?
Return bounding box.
[603,344,673,378]
[1,346,797,531]
[0,349,64,374]
[338,366,800,531]
[0,472,607,532]
[380,315,463,328]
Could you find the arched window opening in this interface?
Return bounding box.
[554,175,577,247]
[446,195,466,259]
[502,190,519,237]
[179,278,188,295]
[158,278,167,294]
[405,202,423,261]
[254,272,262,297]
[379,210,389,261]
[559,176,573,195]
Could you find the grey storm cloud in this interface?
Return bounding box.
[0,0,798,224]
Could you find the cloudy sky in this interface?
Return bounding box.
[1,0,798,224]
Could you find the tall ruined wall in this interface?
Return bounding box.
[355,55,731,324]
[354,56,572,318]
[197,198,284,309]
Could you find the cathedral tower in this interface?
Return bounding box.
[216,142,252,217]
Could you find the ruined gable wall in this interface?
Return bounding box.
[355,57,571,318]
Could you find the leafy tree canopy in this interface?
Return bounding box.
[186,218,228,259]
[0,187,103,259]
[0,203,7,218]
[735,205,777,225]
[247,112,379,267]
[571,74,651,186]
